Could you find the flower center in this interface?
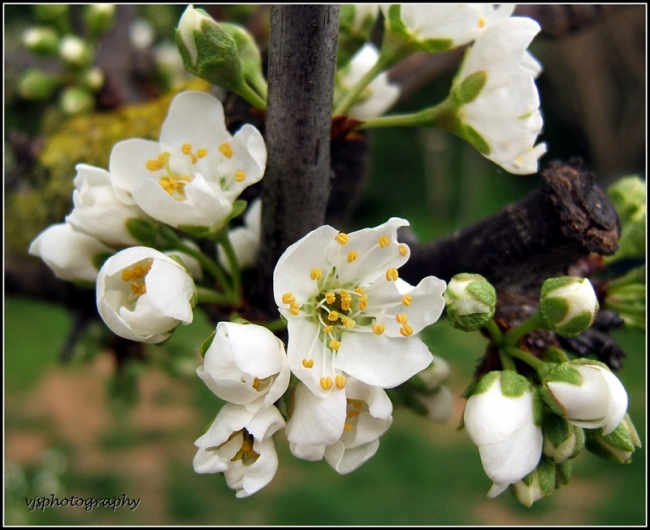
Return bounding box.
[146,150,196,202]
[227,429,260,466]
[120,259,153,299]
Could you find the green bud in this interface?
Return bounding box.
[78,66,105,92]
[219,22,266,95]
[22,26,60,55]
[175,5,244,93]
[18,68,61,100]
[542,413,585,463]
[584,414,641,464]
[451,70,487,108]
[59,35,93,67]
[337,4,379,66]
[444,273,496,331]
[512,458,556,507]
[607,175,645,223]
[539,277,599,337]
[33,4,69,23]
[410,357,451,393]
[83,4,116,39]
[59,85,94,115]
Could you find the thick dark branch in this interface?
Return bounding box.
[258,5,339,311]
[400,159,620,291]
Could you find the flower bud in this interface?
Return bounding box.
[539,277,599,337]
[444,273,496,331]
[219,22,266,93]
[18,68,60,100]
[542,412,585,463]
[585,414,641,464]
[59,85,94,115]
[22,26,60,55]
[511,458,556,507]
[464,370,544,498]
[175,5,244,93]
[414,385,454,424]
[83,4,116,39]
[337,4,379,66]
[606,176,646,264]
[33,4,69,23]
[59,35,93,67]
[79,66,105,91]
[541,359,628,435]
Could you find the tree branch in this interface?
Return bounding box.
[257,5,340,311]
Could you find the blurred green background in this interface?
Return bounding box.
[4,4,646,526]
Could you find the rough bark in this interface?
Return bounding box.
[257,5,340,311]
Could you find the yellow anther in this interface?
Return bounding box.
[398,244,408,256]
[400,324,414,337]
[343,318,356,329]
[515,156,523,163]
[335,375,347,389]
[302,359,314,369]
[325,292,336,304]
[320,377,333,390]
[235,170,246,182]
[347,410,360,418]
[121,269,136,281]
[358,296,368,311]
[196,147,208,158]
[219,143,233,158]
[477,16,486,28]
[347,251,358,263]
[329,340,341,351]
[395,313,408,324]
[335,232,349,245]
[340,289,348,298]
[310,268,323,281]
[130,282,146,295]
[323,325,334,334]
[191,153,198,164]
[181,143,193,155]
[401,294,413,306]
[372,323,385,335]
[282,292,296,304]
[252,377,260,390]
[353,400,364,410]
[341,300,351,311]
[344,422,354,431]
[146,159,164,171]
[158,153,167,162]
[386,268,399,281]
[355,287,364,294]
[327,311,339,322]
[379,235,390,248]
[289,302,301,316]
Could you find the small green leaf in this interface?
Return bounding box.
[199,330,216,358]
[453,71,487,107]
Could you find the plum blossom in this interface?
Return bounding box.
[96,246,196,343]
[28,222,112,283]
[464,370,543,498]
[109,91,266,231]
[286,379,393,474]
[193,403,285,498]
[274,217,446,398]
[198,321,290,414]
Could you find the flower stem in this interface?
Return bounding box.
[196,286,231,305]
[218,231,242,306]
[259,318,287,332]
[237,80,267,110]
[503,311,547,346]
[503,346,547,374]
[174,240,233,300]
[483,319,503,345]
[333,55,390,117]
[358,99,454,130]
[498,348,517,372]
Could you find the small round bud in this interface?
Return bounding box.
[542,413,585,463]
[444,273,496,331]
[18,68,60,100]
[59,35,93,67]
[33,4,69,23]
[584,413,641,464]
[83,4,116,38]
[412,357,451,393]
[60,85,94,115]
[511,458,556,507]
[22,26,60,55]
[79,67,105,91]
[539,276,599,337]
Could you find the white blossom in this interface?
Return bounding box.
[274,217,446,398]
[28,222,112,283]
[96,246,195,343]
[193,404,285,498]
[109,91,266,231]
[198,321,290,414]
[217,198,262,273]
[464,371,543,498]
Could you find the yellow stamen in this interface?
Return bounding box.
[252,377,260,390]
[395,313,408,324]
[400,324,414,337]
[302,359,314,369]
[289,302,301,316]
[320,377,333,390]
[402,294,413,306]
[121,269,136,281]
[196,148,208,158]
[341,300,351,311]
[181,143,193,155]
[327,311,339,321]
[343,318,356,329]
[398,244,408,256]
[146,159,164,171]
[219,143,233,158]
[379,235,390,248]
[477,16,486,28]
[310,268,323,281]
[282,292,296,304]
[386,268,399,281]
[347,251,358,263]
[190,153,198,164]
[372,323,385,335]
[355,287,364,294]
[130,282,146,295]
[325,292,336,304]
[335,375,346,389]
[344,422,354,431]
[329,340,341,351]
[347,410,360,418]
[323,325,334,334]
[235,170,246,182]
[335,232,349,245]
